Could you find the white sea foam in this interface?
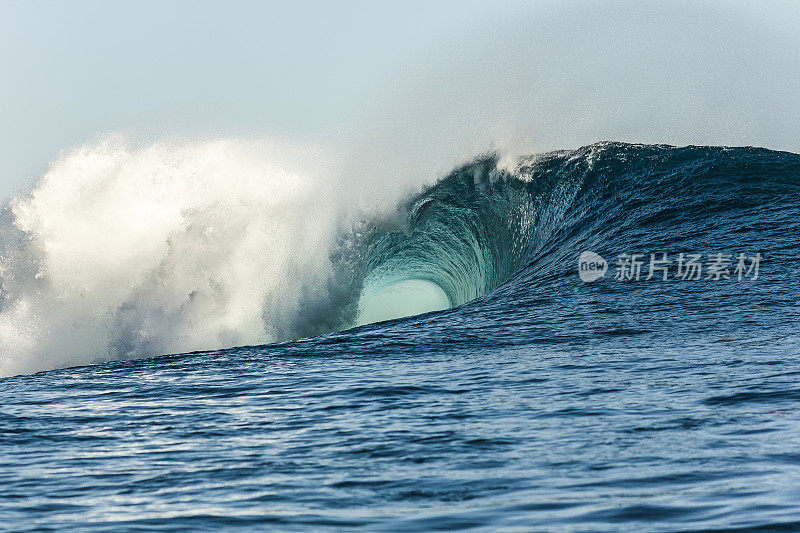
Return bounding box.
[0,136,363,376]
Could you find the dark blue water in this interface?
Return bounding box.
[2,143,800,531]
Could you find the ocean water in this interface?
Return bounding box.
[2,142,800,531]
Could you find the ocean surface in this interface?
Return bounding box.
[2,142,800,531]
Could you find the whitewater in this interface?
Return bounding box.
[0,137,355,375]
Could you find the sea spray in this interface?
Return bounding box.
[0,136,356,375]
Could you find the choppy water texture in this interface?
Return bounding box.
[2,143,800,531]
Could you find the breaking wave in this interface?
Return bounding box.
[1,139,799,376]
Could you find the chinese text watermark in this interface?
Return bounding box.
[578,251,761,282]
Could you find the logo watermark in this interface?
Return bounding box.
[578,251,608,282]
[577,252,761,282]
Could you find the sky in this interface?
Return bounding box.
[2,0,800,200]
[0,0,533,198]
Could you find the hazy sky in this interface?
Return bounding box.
[2,0,800,200]
[0,0,535,198]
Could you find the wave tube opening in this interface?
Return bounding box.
[355,278,451,326]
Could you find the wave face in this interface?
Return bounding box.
[356,141,800,342]
[353,158,534,324]
[2,141,800,376]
